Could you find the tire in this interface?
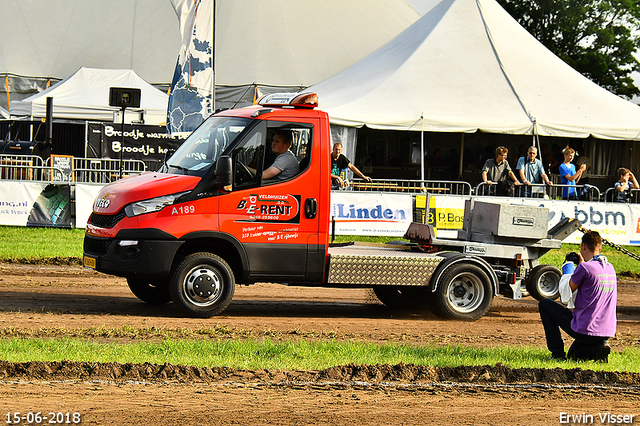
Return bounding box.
[525,264,561,301]
[126,278,171,305]
[431,263,493,321]
[373,286,430,311]
[169,253,235,318]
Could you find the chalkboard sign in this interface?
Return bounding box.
[50,154,74,182]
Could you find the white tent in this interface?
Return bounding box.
[0,105,9,119]
[311,0,640,141]
[11,68,170,125]
[2,0,420,111]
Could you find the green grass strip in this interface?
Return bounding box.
[1,338,638,372]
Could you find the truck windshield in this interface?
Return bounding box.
[163,116,252,175]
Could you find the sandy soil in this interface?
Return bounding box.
[0,262,638,425]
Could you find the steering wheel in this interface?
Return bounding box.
[235,160,255,184]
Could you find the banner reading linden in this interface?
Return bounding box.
[330,192,413,236]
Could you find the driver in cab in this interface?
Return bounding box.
[261,130,299,180]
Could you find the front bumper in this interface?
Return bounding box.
[83,228,183,280]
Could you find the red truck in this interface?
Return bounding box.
[84,92,576,320]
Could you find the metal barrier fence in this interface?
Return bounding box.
[66,158,147,184]
[603,187,640,203]
[0,155,148,183]
[0,154,44,180]
[345,178,473,195]
[0,154,68,182]
[475,182,602,201]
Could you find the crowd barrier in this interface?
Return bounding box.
[2,156,640,245]
[475,181,603,201]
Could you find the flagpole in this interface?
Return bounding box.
[211,0,216,113]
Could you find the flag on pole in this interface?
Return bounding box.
[167,0,213,133]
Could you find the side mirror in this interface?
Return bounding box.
[215,155,232,191]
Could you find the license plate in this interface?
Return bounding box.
[83,255,96,269]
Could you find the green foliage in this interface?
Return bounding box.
[497,0,640,99]
[1,338,638,372]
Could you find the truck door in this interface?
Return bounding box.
[218,120,321,282]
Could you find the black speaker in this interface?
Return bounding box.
[109,87,141,108]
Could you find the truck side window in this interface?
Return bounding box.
[233,129,265,190]
[261,126,313,185]
[292,128,312,173]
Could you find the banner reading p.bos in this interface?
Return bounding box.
[330,192,413,236]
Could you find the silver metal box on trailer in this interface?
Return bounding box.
[468,201,549,239]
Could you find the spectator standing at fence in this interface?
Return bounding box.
[559,147,586,200]
[614,167,639,203]
[481,146,519,196]
[331,142,372,189]
[516,146,553,197]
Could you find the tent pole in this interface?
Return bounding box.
[211,0,216,112]
[459,133,464,180]
[420,130,424,182]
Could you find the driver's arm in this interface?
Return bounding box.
[262,166,281,180]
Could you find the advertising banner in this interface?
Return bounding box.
[429,195,640,245]
[0,182,44,226]
[0,182,71,227]
[522,198,639,245]
[99,124,186,163]
[331,192,413,236]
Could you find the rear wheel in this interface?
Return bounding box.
[526,264,561,301]
[431,264,493,321]
[126,278,171,305]
[170,253,236,318]
[373,286,430,311]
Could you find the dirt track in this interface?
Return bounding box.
[0,262,639,425]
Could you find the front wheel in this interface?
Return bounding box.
[526,265,561,301]
[431,264,493,321]
[170,253,236,318]
[126,278,171,305]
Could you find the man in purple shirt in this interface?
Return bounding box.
[538,230,617,362]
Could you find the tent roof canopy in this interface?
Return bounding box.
[10,67,169,125]
[311,0,640,141]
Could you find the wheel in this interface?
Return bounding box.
[431,264,493,320]
[126,278,171,305]
[373,286,430,311]
[169,253,235,318]
[526,264,561,301]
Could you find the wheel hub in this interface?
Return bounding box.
[185,267,222,305]
[453,284,467,298]
[447,274,484,313]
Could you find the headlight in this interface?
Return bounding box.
[124,192,190,217]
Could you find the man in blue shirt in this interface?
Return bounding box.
[516,146,553,198]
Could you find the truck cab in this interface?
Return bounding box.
[84,92,331,317]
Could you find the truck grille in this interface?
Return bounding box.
[84,236,112,256]
[89,210,126,228]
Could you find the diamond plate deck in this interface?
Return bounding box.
[327,245,443,286]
